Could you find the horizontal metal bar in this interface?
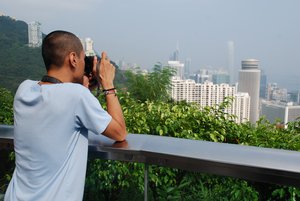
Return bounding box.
[2,124,300,187]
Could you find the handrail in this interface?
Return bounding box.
[2,124,300,188]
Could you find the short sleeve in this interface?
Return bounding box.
[75,88,112,135]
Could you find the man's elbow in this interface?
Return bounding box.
[103,120,127,141]
[104,125,127,141]
[115,129,127,142]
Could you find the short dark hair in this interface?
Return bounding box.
[42,30,83,71]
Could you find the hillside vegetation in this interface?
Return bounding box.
[0,16,46,92]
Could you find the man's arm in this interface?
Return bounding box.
[95,52,127,141]
[103,92,127,141]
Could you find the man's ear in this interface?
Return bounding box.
[69,52,77,70]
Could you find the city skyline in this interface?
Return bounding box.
[2,0,300,90]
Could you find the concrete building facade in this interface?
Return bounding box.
[238,59,261,124]
[81,37,96,56]
[261,100,300,125]
[171,77,250,123]
[28,21,42,47]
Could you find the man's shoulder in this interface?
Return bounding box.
[15,80,39,96]
[18,79,38,88]
[57,83,95,102]
[61,83,91,94]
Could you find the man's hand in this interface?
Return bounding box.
[91,51,126,141]
[82,74,99,91]
[93,52,115,89]
[82,75,89,88]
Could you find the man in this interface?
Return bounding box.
[4,30,127,201]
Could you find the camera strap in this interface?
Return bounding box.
[41,75,63,84]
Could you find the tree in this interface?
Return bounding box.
[124,64,175,102]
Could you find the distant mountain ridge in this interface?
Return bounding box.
[0,15,45,92]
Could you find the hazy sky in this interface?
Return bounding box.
[2,0,300,90]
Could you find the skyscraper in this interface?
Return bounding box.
[28,21,42,47]
[83,38,95,56]
[238,59,261,123]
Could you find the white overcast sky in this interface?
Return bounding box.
[2,0,300,90]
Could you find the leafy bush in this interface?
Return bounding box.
[0,88,13,125]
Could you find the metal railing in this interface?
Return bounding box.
[2,125,300,200]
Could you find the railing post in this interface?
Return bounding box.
[144,163,149,201]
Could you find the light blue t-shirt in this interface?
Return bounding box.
[5,80,112,201]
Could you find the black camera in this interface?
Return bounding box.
[84,55,100,88]
[84,55,118,76]
[84,55,118,88]
[84,55,99,76]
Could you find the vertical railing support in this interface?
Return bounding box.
[144,163,149,201]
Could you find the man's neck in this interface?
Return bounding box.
[47,68,73,83]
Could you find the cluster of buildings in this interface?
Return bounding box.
[261,83,300,125]
[170,59,259,124]
[168,48,300,126]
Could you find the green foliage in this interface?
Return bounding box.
[124,64,175,102]
[172,173,259,201]
[84,160,145,201]
[0,87,14,194]
[0,87,14,125]
[121,94,240,144]
[237,117,300,151]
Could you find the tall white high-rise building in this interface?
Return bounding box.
[238,59,261,124]
[233,92,251,123]
[28,21,42,47]
[81,37,96,56]
[171,77,250,123]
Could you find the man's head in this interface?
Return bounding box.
[42,30,85,84]
[42,30,84,71]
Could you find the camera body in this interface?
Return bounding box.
[84,55,101,88]
[84,55,118,77]
[84,55,101,76]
